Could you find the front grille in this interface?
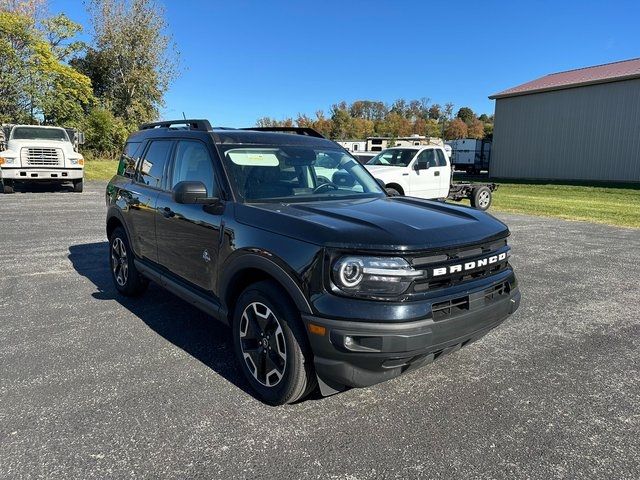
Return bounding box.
[410,238,510,292]
[21,147,63,166]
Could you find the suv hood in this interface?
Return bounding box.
[235,196,509,251]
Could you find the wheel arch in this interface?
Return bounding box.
[385,182,405,195]
[220,254,313,322]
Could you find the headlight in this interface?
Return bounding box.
[332,256,423,297]
[0,157,15,165]
[70,158,84,165]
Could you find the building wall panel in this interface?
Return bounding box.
[491,78,640,182]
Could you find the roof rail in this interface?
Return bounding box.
[241,126,326,139]
[139,119,212,132]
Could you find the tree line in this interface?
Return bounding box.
[257,100,494,141]
[0,0,177,157]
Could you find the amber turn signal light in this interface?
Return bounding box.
[308,323,326,336]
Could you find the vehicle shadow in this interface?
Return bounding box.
[68,241,259,401]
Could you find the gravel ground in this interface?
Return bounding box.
[1,181,639,479]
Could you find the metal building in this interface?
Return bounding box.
[489,58,640,182]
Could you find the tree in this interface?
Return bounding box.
[42,13,85,61]
[467,118,485,139]
[81,0,179,128]
[456,106,475,124]
[0,10,92,125]
[428,104,441,120]
[445,118,468,140]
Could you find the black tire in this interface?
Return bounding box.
[386,187,402,196]
[108,226,148,296]
[232,280,316,405]
[2,180,14,194]
[73,179,83,193]
[470,186,492,211]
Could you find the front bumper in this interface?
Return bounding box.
[1,166,83,181]
[303,277,520,393]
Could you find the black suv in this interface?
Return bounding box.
[106,119,520,405]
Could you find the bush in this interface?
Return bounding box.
[82,107,128,158]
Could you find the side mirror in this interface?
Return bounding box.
[375,178,386,190]
[172,181,217,204]
[414,162,428,171]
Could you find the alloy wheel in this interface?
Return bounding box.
[239,302,287,387]
[111,237,128,287]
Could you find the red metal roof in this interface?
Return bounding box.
[490,57,640,99]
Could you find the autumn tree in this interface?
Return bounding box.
[445,118,468,140]
[467,118,485,139]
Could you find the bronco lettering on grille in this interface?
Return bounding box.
[432,252,508,277]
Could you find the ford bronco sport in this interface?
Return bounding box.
[106,119,520,405]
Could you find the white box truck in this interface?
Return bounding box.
[0,124,85,193]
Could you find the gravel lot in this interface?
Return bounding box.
[1,182,639,479]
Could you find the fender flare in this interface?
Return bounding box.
[219,253,313,315]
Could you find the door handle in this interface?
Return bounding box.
[434,171,440,176]
[162,207,175,218]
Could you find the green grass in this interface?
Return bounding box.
[488,181,640,228]
[83,160,640,228]
[84,159,119,181]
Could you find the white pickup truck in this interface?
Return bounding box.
[0,125,85,193]
[364,146,496,210]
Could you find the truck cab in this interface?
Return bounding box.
[0,125,85,193]
[365,146,451,199]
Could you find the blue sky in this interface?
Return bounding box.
[50,0,640,126]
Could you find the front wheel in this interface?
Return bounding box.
[232,280,316,405]
[73,179,83,193]
[470,186,492,211]
[2,180,14,194]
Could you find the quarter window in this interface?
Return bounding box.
[171,140,216,196]
[120,141,141,178]
[137,140,173,189]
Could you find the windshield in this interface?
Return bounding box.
[11,127,69,142]
[367,148,417,167]
[219,145,385,202]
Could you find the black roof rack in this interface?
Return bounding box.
[240,126,326,139]
[139,119,212,131]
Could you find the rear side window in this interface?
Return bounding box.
[136,140,173,189]
[119,141,141,178]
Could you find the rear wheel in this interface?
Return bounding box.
[232,280,316,405]
[108,226,148,296]
[470,186,492,211]
[73,179,83,193]
[385,186,402,196]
